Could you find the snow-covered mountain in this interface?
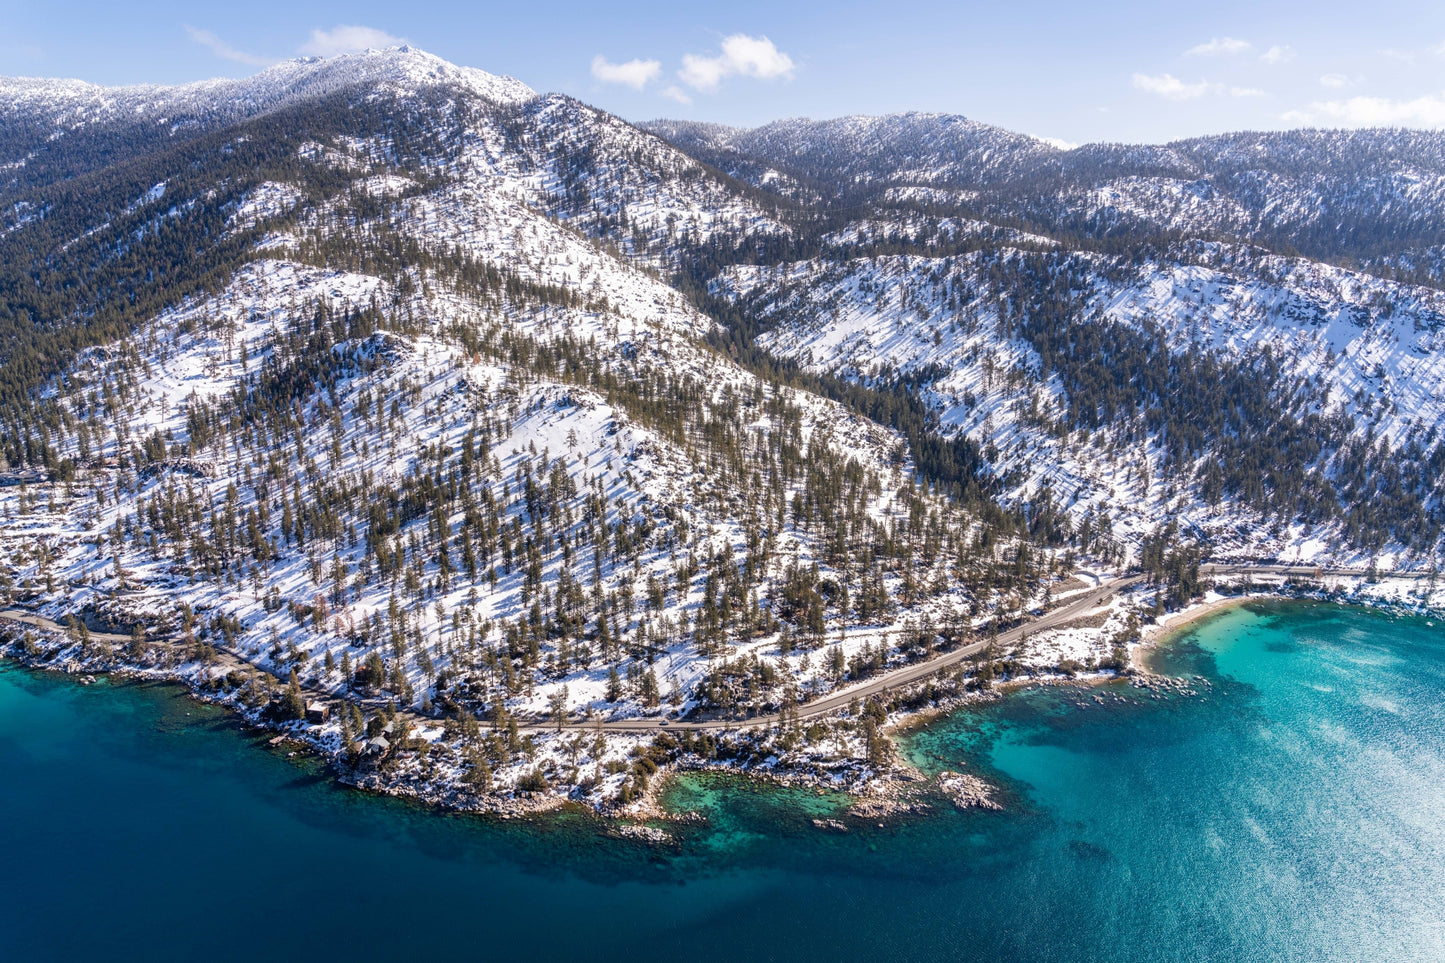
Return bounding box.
[0,48,1071,808]
[646,115,1445,278]
[0,45,533,134]
[3,48,1445,810]
[645,113,1060,201]
[643,110,1445,569]
[0,46,534,205]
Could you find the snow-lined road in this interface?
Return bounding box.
[584,574,1146,732]
[3,577,1135,733]
[1,564,1418,736]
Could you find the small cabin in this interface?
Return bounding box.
[305,702,330,724]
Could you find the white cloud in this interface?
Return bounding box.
[679,34,795,92]
[1187,37,1253,57]
[661,85,693,106]
[1131,73,1260,100]
[1132,73,1216,100]
[1283,92,1445,128]
[1319,73,1355,88]
[299,25,402,58]
[590,55,660,90]
[1260,45,1295,64]
[185,26,275,67]
[1432,40,1445,57]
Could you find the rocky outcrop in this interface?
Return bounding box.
[936,771,1003,811]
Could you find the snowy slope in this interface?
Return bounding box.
[0,55,1068,806]
[716,242,1445,565]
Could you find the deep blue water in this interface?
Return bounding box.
[2,600,1443,962]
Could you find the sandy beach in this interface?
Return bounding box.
[1132,594,1252,672]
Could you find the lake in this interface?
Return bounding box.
[3,599,1442,961]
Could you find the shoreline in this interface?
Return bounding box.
[6,577,1439,831]
[1131,573,1445,675]
[0,591,1289,830]
[0,641,1002,829]
[1131,594,1254,673]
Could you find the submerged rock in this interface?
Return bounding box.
[611,824,673,844]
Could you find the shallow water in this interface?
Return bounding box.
[3,600,1443,961]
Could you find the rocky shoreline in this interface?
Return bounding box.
[0,620,904,824]
[0,613,1096,828]
[11,575,1431,830]
[0,625,1014,830]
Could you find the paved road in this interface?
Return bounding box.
[573,575,1147,732]
[0,562,1425,736]
[570,563,1435,732]
[1203,563,1437,580]
[0,607,418,730]
[0,609,138,645]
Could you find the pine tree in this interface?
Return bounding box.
[281,669,306,721]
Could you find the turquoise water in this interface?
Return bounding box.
[3,600,1443,961]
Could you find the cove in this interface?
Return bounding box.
[3,599,1443,962]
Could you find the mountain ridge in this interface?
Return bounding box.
[0,45,535,124]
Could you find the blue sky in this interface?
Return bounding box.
[3,0,1445,143]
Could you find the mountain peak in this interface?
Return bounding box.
[266,44,535,106]
[0,45,534,132]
